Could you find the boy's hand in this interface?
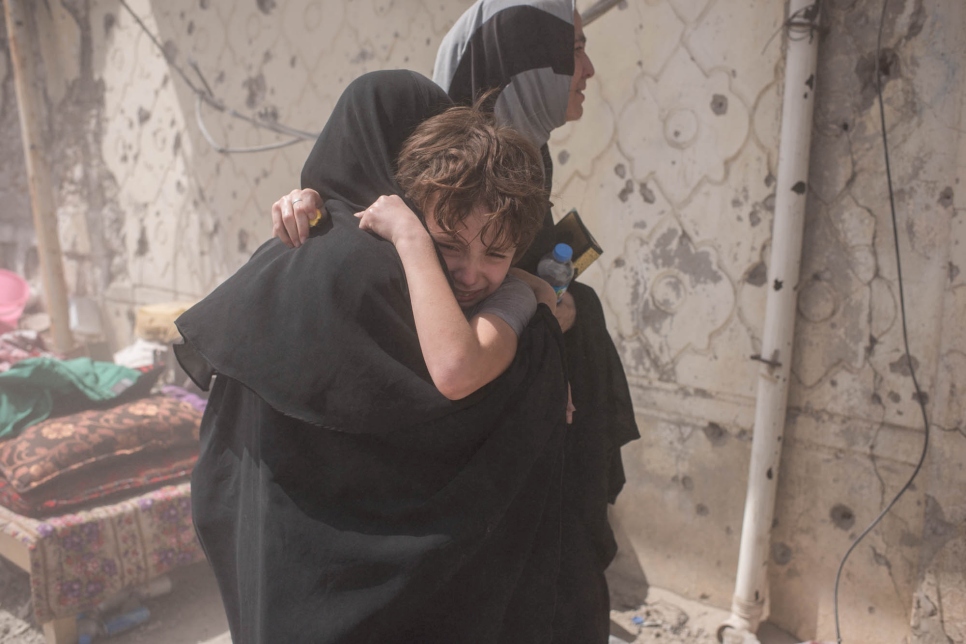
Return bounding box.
[567,383,575,424]
[355,195,426,246]
[272,188,325,248]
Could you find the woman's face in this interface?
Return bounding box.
[426,205,515,309]
[566,11,595,122]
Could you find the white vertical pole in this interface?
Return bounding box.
[720,1,821,641]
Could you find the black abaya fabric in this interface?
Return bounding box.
[435,3,642,642]
[176,70,569,643]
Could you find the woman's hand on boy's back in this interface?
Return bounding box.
[355,195,427,247]
[272,188,325,248]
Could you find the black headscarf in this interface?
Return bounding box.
[433,0,574,150]
[434,0,572,271]
[176,70,569,643]
[176,71,454,433]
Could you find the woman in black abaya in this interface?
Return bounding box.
[176,70,568,644]
[433,1,641,641]
[268,3,641,639]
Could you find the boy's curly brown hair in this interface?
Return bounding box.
[394,100,549,261]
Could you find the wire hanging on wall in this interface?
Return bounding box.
[761,1,822,55]
[118,0,320,154]
[832,0,931,641]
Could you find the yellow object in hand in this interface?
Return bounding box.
[309,209,323,227]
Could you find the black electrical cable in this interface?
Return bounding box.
[832,0,931,641]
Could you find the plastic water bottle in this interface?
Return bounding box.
[537,243,575,303]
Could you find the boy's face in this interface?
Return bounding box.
[426,204,516,309]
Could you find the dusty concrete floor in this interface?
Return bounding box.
[0,557,801,644]
[610,588,800,644]
[0,559,228,644]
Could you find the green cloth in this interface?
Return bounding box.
[0,357,142,439]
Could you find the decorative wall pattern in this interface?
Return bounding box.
[606,222,735,380]
[548,1,964,641]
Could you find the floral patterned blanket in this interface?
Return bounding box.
[0,482,202,623]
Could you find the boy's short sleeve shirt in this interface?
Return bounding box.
[464,275,537,337]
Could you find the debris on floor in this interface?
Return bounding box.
[0,559,229,644]
[610,587,801,644]
[611,597,718,643]
[0,560,45,644]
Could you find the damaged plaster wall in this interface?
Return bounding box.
[0,9,35,278]
[1,0,963,642]
[1,0,131,339]
[53,0,129,324]
[4,0,460,348]
[549,0,794,626]
[768,1,965,641]
[549,0,965,642]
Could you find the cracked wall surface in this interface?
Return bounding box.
[0,0,963,642]
[0,9,35,278]
[552,0,965,641]
[763,1,966,641]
